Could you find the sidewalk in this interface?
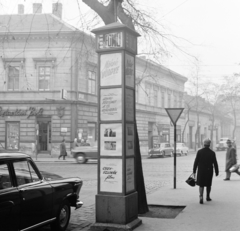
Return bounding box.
[135,172,240,231]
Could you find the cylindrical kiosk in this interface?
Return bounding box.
[91,22,142,230]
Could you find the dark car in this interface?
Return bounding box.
[0,152,83,231]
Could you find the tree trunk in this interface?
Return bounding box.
[135,123,149,214]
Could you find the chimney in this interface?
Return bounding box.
[52,3,62,19]
[18,4,24,14]
[33,3,42,14]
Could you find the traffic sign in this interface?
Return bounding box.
[165,108,184,125]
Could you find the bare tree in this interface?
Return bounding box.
[201,82,223,148]
[82,0,194,62]
[220,74,240,139]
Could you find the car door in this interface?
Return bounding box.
[165,144,171,154]
[12,159,53,230]
[0,161,21,231]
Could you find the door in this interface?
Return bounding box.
[37,118,51,152]
[0,161,21,231]
[12,159,53,229]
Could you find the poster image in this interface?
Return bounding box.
[101,123,122,156]
[125,53,134,88]
[100,158,122,193]
[126,158,135,193]
[100,53,122,86]
[125,88,134,121]
[104,141,116,150]
[126,124,134,156]
[100,88,122,121]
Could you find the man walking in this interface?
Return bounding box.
[224,139,240,180]
[193,138,219,204]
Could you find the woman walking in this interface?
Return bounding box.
[59,139,67,160]
[224,139,240,180]
[193,138,219,204]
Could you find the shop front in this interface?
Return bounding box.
[0,104,70,156]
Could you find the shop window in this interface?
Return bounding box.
[87,122,96,143]
[6,122,20,150]
[88,70,96,94]
[38,66,51,91]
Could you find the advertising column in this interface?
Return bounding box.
[91,22,141,230]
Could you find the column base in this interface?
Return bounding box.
[90,218,142,231]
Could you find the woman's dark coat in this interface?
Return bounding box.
[60,142,67,157]
[193,147,219,187]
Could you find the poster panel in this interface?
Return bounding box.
[126,158,135,193]
[126,123,135,156]
[100,53,122,86]
[100,158,122,193]
[100,88,122,121]
[101,123,122,156]
[125,53,134,88]
[125,88,134,121]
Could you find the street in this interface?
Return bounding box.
[35,150,227,231]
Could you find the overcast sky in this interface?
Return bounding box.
[1,0,240,84]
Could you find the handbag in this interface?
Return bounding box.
[186,173,196,187]
[229,164,239,172]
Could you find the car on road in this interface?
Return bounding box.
[71,145,98,164]
[176,143,189,156]
[0,152,83,231]
[216,137,230,151]
[148,143,174,158]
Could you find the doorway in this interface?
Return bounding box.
[37,118,51,153]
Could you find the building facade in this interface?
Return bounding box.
[135,58,187,152]
[0,2,189,156]
[0,4,98,156]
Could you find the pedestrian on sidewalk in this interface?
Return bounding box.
[224,139,240,180]
[193,138,219,204]
[59,139,67,160]
[73,138,79,148]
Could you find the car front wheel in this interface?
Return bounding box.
[51,200,71,231]
[75,153,87,164]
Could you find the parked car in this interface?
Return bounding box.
[0,152,83,231]
[216,137,230,151]
[176,143,189,156]
[71,145,98,164]
[148,143,174,158]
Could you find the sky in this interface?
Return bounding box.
[1,0,240,85]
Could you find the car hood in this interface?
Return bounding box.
[40,170,63,181]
